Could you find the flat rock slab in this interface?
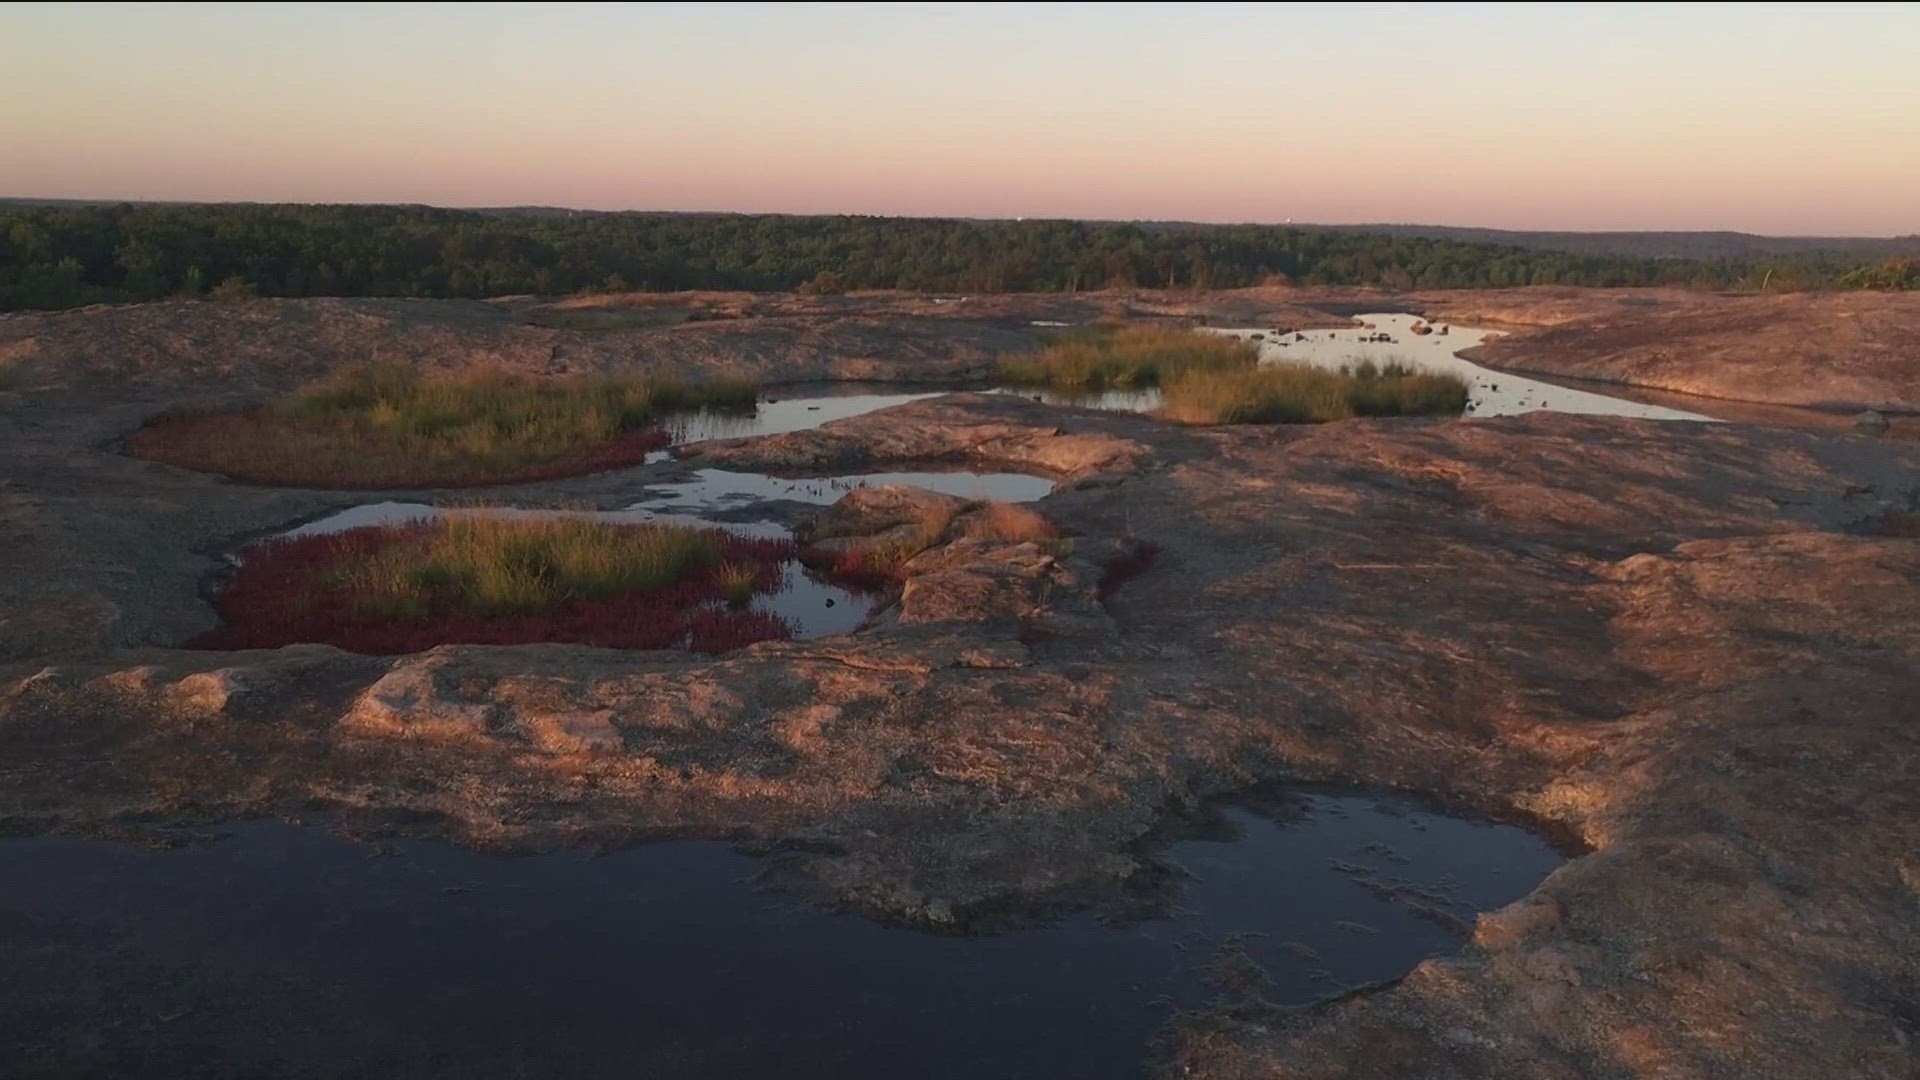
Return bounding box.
[1429,288,1920,412]
[4,316,1920,1078]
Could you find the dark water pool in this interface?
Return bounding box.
[0,793,1561,1079]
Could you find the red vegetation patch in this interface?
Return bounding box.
[192,524,797,654]
[130,408,672,489]
[686,608,795,652]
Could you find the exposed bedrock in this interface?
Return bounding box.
[4,385,1920,1077]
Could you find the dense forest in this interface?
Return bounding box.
[0,202,1905,311]
[1285,223,1920,260]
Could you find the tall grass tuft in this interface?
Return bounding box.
[1160,359,1468,424]
[131,362,759,488]
[291,361,756,442]
[998,326,1257,390]
[716,561,759,608]
[959,502,1057,545]
[332,516,725,617]
[191,515,808,654]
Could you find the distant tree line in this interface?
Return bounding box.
[0,202,1902,311]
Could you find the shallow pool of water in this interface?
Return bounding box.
[989,385,1165,412]
[632,468,1055,512]
[1210,313,1713,422]
[661,382,1160,446]
[271,467,1051,643]
[276,504,873,642]
[661,384,946,445]
[0,793,1561,1079]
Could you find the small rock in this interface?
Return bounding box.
[1855,409,1890,436]
[925,899,956,925]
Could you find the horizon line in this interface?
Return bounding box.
[2,194,1915,242]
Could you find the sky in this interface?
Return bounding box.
[3,2,1918,234]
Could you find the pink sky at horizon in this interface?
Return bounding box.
[4,2,1918,236]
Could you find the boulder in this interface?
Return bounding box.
[1855,409,1891,436]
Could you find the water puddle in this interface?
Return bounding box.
[286,471,1052,540]
[660,382,1159,450]
[634,468,1054,512]
[274,504,863,642]
[1209,313,1714,421]
[0,792,1562,1079]
[990,386,1165,413]
[660,383,945,445]
[270,470,1051,644]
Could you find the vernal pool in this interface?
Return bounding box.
[989,385,1167,413]
[658,383,947,444]
[0,792,1564,1079]
[1211,313,1712,421]
[633,467,1055,512]
[271,469,1055,643]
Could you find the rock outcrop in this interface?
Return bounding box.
[4,301,1920,1077]
[1430,288,1920,412]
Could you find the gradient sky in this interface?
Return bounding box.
[4,2,1918,233]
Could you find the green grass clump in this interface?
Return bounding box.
[717,561,759,608]
[998,326,1257,390]
[131,361,758,488]
[1160,358,1469,424]
[334,516,724,617]
[291,360,755,442]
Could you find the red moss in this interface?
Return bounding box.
[191,523,798,654]
[687,609,794,653]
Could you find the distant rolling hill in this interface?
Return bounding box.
[1286,223,1920,260]
[5,198,1914,260]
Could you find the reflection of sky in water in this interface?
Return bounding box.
[1208,313,1711,422]
[639,378,1161,460]
[659,385,944,445]
[277,467,1053,640]
[659,381,1160,452]
[630,469,1053,511]
[988,386,1164,412]
[277,502,873,640]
